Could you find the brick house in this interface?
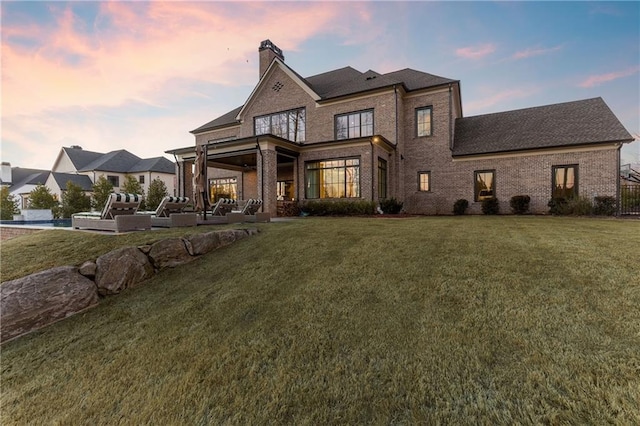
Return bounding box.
[168,40,633,215]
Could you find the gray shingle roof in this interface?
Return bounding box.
[78,150,141,173]
[192,64,457,134]
[128,157,175,174]
[51,173,94,191]
[452,97,633,156]
[63,147,104,170]
[191,106,243,134]
[4,167,49,187]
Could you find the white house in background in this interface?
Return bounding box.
[1,162,50,209]
[51,145,176,197]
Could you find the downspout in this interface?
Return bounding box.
[616,143,622,216]
[172,153,180,197]
[256,138,264,201]
[394,84,399,200]
[371,140,375,203]
[449,83,453,151]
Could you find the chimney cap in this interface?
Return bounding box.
[259,39,283,58]
[69,145,83,150]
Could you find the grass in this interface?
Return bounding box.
[1,216,639,424]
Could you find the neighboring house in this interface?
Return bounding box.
[167,40,634,215]
[51,145,176,197]
[1,162,51,209]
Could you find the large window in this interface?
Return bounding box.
[474,170,495,201]
[306,158,360,199]
[254,108,305,142]
[335,110,374,140]
[209,177,238,202]
[418,171,431,192]
[416,106,432,137]
[378,158,387,199]
[552,165,578,198]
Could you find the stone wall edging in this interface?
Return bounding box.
[0,228,260,343]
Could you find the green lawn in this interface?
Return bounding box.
[2,217,639,424]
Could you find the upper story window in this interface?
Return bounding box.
[416,106,432,137]
[552,165,578,198]
[254,108,305,142]
[107,175,119,188]
[139,175,145,184]
[335,110,374,140]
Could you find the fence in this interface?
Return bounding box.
[620,184,640,215]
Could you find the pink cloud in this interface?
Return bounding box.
[455,44,496,59]
[465,88,538,115]
[1,2,372,118]
[513,45,562,59]
[578,66,640,88]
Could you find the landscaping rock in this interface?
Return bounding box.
[148,238,193,269]
[95,247,154,296]
[187,231,222,255]
[0,266,99,342]
[78,261,97,278]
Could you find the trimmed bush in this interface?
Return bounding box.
[548,196,593,216]
[302,199,376,216]
[379,198,403,214]
[453,199,469,215]
[548,197,567,215]
[481,198,500,215]
[510,195,531,215]
[593,196,616,216]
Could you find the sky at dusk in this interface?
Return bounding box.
[2,1,639,170]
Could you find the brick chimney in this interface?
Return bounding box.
[1,162,12,184]
[259,40,284,79]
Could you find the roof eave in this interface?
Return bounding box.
[452,138,632,158]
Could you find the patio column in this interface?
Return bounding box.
[257,145,278,215]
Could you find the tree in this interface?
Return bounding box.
[60,181,91,218]
[146,178,168,211]
[28,184,58,210]
[92,175,113,211]
[0,186,19,220]
[121,175,146,210]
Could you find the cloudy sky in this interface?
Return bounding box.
[2,1,639,170]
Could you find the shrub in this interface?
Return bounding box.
[1,187,20,220]
[121,175,146,210]
[548,196,593,216]
[509,195,531,215]
[548,197,567,215]
[481,197,500,215]
[28,184,58,210]
[302,199,376,216]
[593,196,616,216]
[147,178,168,211]
[379,198,403,214]
[60,181,91,218]
[453,199,469,215]
[91,176,113,211]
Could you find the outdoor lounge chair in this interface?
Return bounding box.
[210,198,237,216]
[72,193,151,232]
[226,198,270,223]
[146,196,196,228]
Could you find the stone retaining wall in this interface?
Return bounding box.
[0,228,259,343]
[0,226,42,241]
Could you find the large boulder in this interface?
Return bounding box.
[1,266,99,342]
[95,247,154,296]
[187,231,222,256]
[148,238,193,269]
